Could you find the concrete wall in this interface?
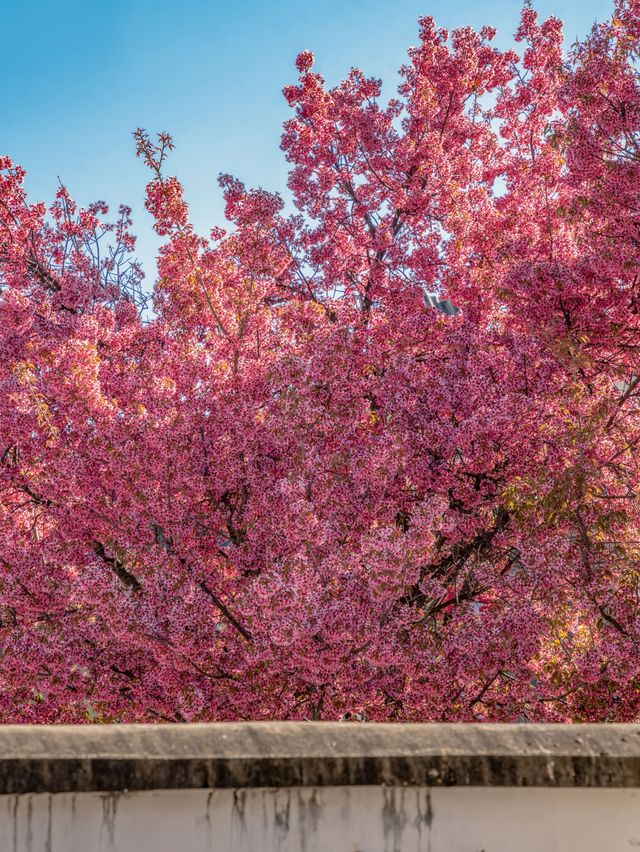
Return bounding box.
[3,786,640,852]
[0,723,638,852]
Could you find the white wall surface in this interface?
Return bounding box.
[2,785,639,852]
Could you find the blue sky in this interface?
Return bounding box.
[2,0,611,280]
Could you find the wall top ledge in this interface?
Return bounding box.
[0,723,638,794]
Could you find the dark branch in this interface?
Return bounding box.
[92,542,142,592]
[199,581,253,641]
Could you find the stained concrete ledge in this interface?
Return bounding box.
[0,723,637,794]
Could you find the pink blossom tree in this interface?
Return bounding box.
[1,0,640,722]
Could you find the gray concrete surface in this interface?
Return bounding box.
[0,722,637,793]
[2,786,640,852]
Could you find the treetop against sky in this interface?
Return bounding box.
[3,0,610,278]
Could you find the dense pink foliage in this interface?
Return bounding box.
[2,2,640,722]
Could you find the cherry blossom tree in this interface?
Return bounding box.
[1,0,640,722]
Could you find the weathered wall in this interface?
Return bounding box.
[0,723,638,852]
[3,786,640,852]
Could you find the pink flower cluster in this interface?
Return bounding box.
[1,1,640,723]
